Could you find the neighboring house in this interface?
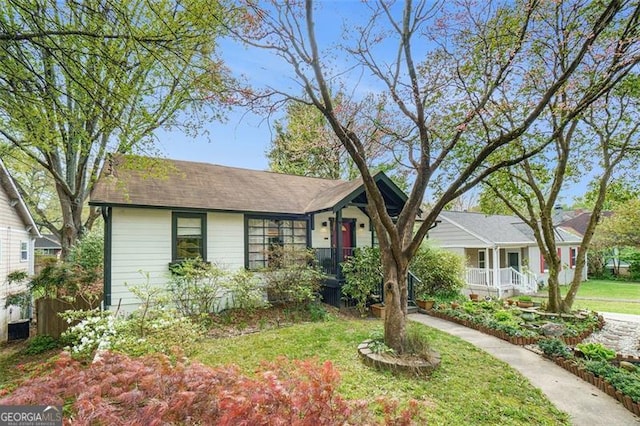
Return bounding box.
[89,155,408,312]
[558,210,613,237]
[35,234,62,257]
[0,159,40,341]
[428,211,586,298]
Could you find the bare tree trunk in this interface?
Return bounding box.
[546,262,564,313]
[56,184,84,259]
[381,252,408,352]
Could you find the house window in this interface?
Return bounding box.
[20,241,28,262]
[478,250,486,269]
[540,248,561,273]
[570,247,577,269]
[172,212,206,262]
[247,217,308,270]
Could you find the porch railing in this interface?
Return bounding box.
[314,247,356,276]
[466,267,538,296]
[375,270,419,306]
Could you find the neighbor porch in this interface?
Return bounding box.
[463,247,538,298]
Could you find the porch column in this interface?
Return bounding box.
[492,246,500,296]
[336,209,343,280]
[484,248,490,285]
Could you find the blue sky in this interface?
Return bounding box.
[153,1,593,203]
[155,1,367,171]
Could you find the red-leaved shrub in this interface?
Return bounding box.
[0,352,425,425]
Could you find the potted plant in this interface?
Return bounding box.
[370,302,385,319]
[416,298,435,310]
[517,295,534,308]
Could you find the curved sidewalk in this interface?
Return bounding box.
[409,313,640,426]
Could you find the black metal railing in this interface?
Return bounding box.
[374,270,419,306]
[314,247,356,276]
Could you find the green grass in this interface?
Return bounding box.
[0,340,58,395]
[195,318,569,425]
[532,297,639,315]
[549,279,640,300]
[534,279,639,314]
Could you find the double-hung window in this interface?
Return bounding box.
[247,217,308,270]
[172,212,206,262]
[478,251,486,269]
[20,241,28,262]
[569,247,577,269]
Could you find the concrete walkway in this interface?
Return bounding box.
[409,313,640,426]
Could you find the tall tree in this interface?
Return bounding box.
[483,73,640,313]
[233,0,640,351]
[268,99,357,179]
[0,0,233,257]
[268,94,402,182]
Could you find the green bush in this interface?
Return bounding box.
[538,338,571,358]
[225,269,268,312]
[30,233,103,306]
[576,342,616,362]
[262,247,323,307]
[584,360,640,403]
[341,247,382,316]
[67,230,104,271]
[61,280,203,360]
[167,258,228,315]
[410,246,465,298]
[23,335,61,355]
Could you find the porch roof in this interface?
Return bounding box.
[90,155,407,216]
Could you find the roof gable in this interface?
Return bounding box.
[438,211,582,245]
[0,159,40,237]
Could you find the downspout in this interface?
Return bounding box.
[100,206,112,309]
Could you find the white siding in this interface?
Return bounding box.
[311,207,373,249]
[110,208,171,310]
[109,209,246,313]
[208,212,245,270]
[527,245,587,286]
[0,184,34,341]
[427,220,486,248]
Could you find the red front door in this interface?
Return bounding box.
[332,220,355,260]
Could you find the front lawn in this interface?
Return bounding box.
[535,279,640,314]
[536,279,640,300]
[195,318,569,425]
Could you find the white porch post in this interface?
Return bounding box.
[484,248,490,285]
[493,246,500,298]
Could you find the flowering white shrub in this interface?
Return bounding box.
[61,309,117,358]
[60,307,203,360]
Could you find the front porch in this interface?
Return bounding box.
[465,267,538,299]
[463,246,538,299]
[313,247,418,309]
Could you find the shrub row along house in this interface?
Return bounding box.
[90,155,587,312]
[0,159,39,342]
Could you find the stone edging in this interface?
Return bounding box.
[551,356,640,417]
[357,339,441,376]
[423,309,604,346]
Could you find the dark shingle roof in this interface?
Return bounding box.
[90,155,372,214]
[559,211,613,237]
[35,234,61,250]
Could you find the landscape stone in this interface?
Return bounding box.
[540,322,566,337]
